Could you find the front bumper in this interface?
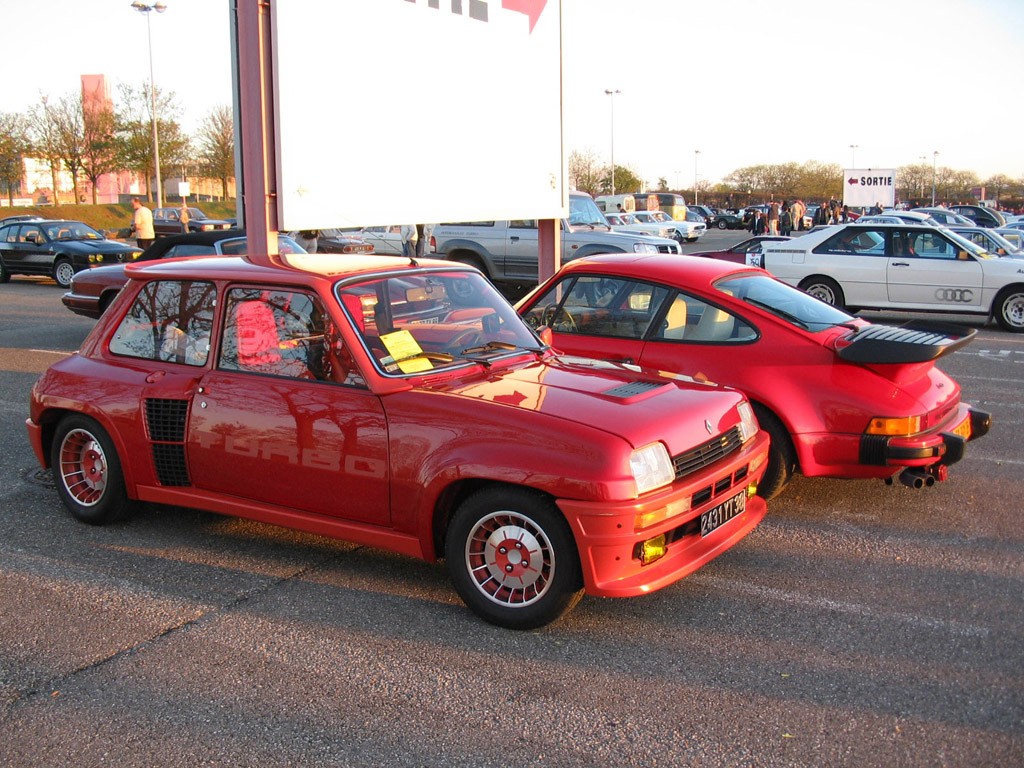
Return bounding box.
[557,430,769,598]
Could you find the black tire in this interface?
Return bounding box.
[0,259,10,283]
[752,404,797,500]
[450,253,490,279]
[994,286,1024,333]
[446,487,584,630]
[799,275,846,310]
[51,414,135,525]
[52,259,75,289]
[717,219,728,230]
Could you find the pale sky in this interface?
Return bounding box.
[4,0,1023,188]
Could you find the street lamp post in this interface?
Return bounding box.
[849,144,859,168]
[131,1,167,209]
[604,89,620,195]
[931,150,939,206]
[694,150,701,206]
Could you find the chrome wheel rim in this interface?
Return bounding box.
[806,283,836,305]
[54,262,75,287]
[465,511,553,607]
[58,429,108,506]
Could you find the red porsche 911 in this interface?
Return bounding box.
[518,253,990,498]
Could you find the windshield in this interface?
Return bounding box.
[187,208,209,220]
[717,273,855,331]
[567,196,611,228]
[43,222,103,241]
[337,270,543,375]
[217,235,306,255]
[943,229,991,259]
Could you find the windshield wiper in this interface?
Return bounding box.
[455,340,544,366]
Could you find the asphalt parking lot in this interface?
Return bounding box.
[1,232,1021,767]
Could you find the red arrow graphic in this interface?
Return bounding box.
[848,177,859,185]
[503,0,547,32]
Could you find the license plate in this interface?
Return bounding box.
[951,414,972,440]
[700,491,746,537]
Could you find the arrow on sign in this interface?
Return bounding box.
[503,0,547,31]
[848,177,859,185]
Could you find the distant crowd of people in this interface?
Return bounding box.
[745,198,863,236]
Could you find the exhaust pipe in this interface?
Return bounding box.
[899,468,935,489]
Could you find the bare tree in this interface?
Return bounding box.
[81,96,119,205]
[48,93,88,204]
[0,111,33,205]
[28,95,67,204]
[568,149,603,197]
[194,105,235,199]
[115,82,188,202]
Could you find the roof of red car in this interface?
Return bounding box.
[555,253,763,284]
[123,253,460,283]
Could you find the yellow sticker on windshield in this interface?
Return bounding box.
[380,329,433,373]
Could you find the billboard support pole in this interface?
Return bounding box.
[234,0,279,265]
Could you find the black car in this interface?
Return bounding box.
[152,207,234,237]
[60,229,307,319]
[0,219,142,288]
[711,210,745,230]
[949,205,1006,229]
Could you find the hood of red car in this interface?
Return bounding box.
[440,354,747,453]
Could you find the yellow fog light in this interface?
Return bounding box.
[638,534,668,566]
[866,415,921,437]
[747,483,758,498]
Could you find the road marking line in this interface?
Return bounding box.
[691,574,990,638]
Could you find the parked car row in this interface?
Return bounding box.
[9,196,1003,630]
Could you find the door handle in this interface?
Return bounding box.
[510,236,520,242]
[891,261,910,267]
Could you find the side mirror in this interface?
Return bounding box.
[25,232,40,244]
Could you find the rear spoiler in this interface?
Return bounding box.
[835,321,977,364]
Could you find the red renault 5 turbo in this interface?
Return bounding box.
[27,253,770,629]
[517,253,991,499]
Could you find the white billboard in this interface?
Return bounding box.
[271,0,565,230]
[843,169,896,208]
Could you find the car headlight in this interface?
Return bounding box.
[630,442,675,495]
[633,243,659,254]
[737,401,759,443]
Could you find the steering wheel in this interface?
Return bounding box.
[541,303,577,332]
[445,328,482,354]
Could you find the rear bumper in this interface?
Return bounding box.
[859,405,990,468]
[558,430,769,598]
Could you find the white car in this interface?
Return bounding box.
[759,222,1024,332]
[950,226,1024,259]
[857,211,944,228]
[606,212,677,241]
[632,209,706,242]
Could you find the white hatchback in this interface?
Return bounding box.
[760,222,1024,332]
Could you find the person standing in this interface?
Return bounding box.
[416,223,435,258]
[131,197,155,250]
[767,201,780,235]
[293,230,319,253]
[179,202,191,232]
[401,225,418,258]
